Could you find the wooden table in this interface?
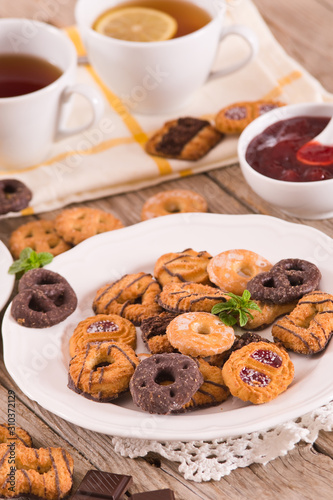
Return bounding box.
[1,1,333,498]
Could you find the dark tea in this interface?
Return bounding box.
[0,54,63,98]
[93,0,212,39]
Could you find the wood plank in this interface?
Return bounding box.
[0,0,76,27]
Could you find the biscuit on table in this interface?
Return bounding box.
[145,116,223,160]
[215,100,285,134]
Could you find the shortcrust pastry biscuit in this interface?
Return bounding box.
[157,282,229,313]
[272,291,333,354]
[0,443,74,500]
[141,189,208,221]
[9,219,71,259]
[145,116,223,161]
[154,248,212,287]
[0,423,32,447]
[93,272,162,325]
[55,207,123,245]
[69,314,137,358]
[68,341,139,402]
[215,100,285,134]
[222,341,294,404]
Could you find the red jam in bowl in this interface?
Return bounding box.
[245,116,333,182]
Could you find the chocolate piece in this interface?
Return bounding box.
[11,268,77,328]
[72,470,132,500]
[156,117,209,156]
[130,353,203,414]
[247,258,321,304]
[129,489,175,500]
[0,178,32,215]
[141,312,178,342]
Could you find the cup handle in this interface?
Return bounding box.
[208,25,259,81]
[55,84,105,141]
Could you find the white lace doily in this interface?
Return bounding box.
[110,401,333,482]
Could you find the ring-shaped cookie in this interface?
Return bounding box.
[207,249,272,295]
[222,341,294,404]
[93,272,162,325]
[68,341,139,402]
[157,282,229,313]
[129,353,203,414]
[141,189,208,221]
[69,314,137,357]
[0,443,74,500]
[153,248,212,287]
[247,258,321,304]
[0,423,32,447]
[166,312,235,357]
[0,179,32,215]
[272,291,333,354]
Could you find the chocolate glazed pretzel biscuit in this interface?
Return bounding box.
[0,179,32,215]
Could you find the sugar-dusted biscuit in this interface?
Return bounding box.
[272,291,333,354]
[215,100,285,134]
[222,341,294,404]
[141,189,208,221]
[9,219,71,259]
[55,207,123,245]
[145,116,223,161]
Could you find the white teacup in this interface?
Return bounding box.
[75,0,258,114]
[0,19,104,169]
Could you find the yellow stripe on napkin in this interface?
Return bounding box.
[66,26,172,177]
[262,70,303,100]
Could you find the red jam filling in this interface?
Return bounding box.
[240,367,271,387]
[250,349,282,368]
[87,320,119,333]
[245,116,333,182]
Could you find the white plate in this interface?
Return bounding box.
[3,213,333,441]
[0,241,14,312]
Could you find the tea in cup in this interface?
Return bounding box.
[75,0,258,114]
[0,19,104,169]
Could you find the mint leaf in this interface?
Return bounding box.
[8,247,53,279]
[211,290,262,328]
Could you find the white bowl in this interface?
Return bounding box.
[237,102,333,219]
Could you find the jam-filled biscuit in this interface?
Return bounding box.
[158,282,229,313]
[222,341,294,404]
[166,312,235,357]
[140,311,178,354]
[129,353,203,414]
[145,116,223,161]
[11,268,77,328]
[0,179,32,215]
[68,341,139,402]
[272,291,333,354]
[154,248,212,287]
[173,358,230,413]
[93,272,162,325]
[207,249,272,296]
[0,423,32,447]
[55,207,124,245]
[0,443,74,500]
[141,189,208,221]
[215,100,285,134]
[247,258,321,305]
[9,219,71,259]
[69,314,137,358]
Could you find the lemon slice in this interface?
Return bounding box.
[93,7,178,42]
